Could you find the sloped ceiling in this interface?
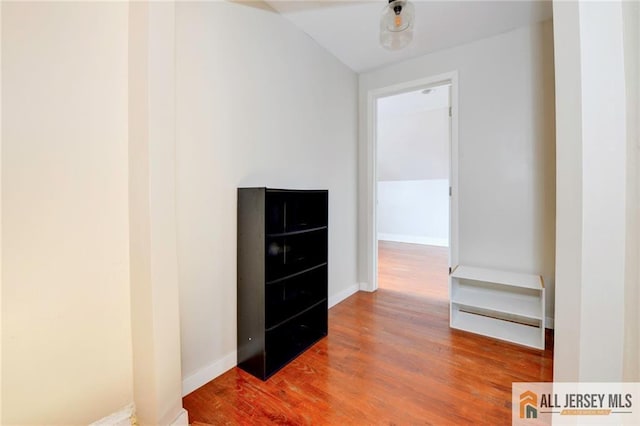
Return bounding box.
[264,0,553,72]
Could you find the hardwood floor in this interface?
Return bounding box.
[377,241,449,300]
[184,242,553,425]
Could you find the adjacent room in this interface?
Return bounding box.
[376,85,451,300]
[1,0,638,425]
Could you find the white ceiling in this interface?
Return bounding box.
[377,83,450,118]
[264,0,553,72]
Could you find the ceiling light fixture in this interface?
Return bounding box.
[380,0,415,51]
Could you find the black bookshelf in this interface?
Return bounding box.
[237,188,328,380]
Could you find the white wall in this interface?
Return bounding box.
[622,0,640,382]
[377,180,449,246]
[1,3,4,422]
[377,104,450,182]
[175,2,358,395]
[376,101,450,246]
[128,2,185,424]
[577,2,627,381]
[360,20,556,323]
[2,2,133,423]
[551,1,582,382]
[553,0,638,382]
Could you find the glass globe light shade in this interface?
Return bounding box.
[380,0,415,51]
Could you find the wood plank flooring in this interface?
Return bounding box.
[184,242,554,425]
[377,241,449,300]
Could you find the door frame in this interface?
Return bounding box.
[364,70,459,292]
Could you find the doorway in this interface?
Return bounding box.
[376,84,452,299]
[363,71,458,297]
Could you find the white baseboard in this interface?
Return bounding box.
[182,350,237,397]
[378,233,448,247]
[546,316,554,330]
[181,284,360,396]
[359,282,374,292]
[328,283,359,308]
[90,403,135,426]
[170,408,189,426]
